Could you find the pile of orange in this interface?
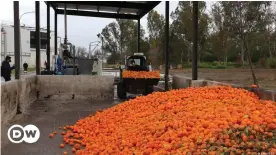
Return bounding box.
[51,86,276,154]
[122,70,160,79]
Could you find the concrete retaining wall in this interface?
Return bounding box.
[1,81,20,123]
[1,76,37,123]
[36,75,114,100]
[172,75,192,89]
[172,75,276,101]
[18,76,37,113]
[1,75,114,123]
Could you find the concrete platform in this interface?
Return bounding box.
[1,99,122,155]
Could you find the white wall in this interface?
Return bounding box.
[1,24,56,69]
[1,24,30,64]
[30,49,54,68]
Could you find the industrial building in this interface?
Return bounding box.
[1,22,56,69]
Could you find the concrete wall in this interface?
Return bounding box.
[172,75,192,89]
[1,76,37,123]
[172,75,276,101]
[1,80,20,124]
[36,75,114,100]
[18,76,37,113]
[1,75,114,123]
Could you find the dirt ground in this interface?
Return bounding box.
[169,68,276,90]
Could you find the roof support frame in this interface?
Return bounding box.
[117,7,121,14]
[138,1,160,18]
[14,1,20,79]
[51,1,156,10]
[164,1,169,91]
[35,1,41,75]
[97,6,100,12]
[56,9,139,20]
[45,1,57,11]
[192,1,198,80]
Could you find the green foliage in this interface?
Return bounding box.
[212,61,219,66]
[99,1,276,68]
[106,53,121,64]
[212,64,227,69]
[198,62,213,68]
[183,62,231,69]
[264,57,276,68]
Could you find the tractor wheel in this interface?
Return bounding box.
[143,86,154,95]
[117,82,126,99]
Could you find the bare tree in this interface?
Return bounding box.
[77,47,88,58]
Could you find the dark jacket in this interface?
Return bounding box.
[23,63,28,69]
[1,60,14,78]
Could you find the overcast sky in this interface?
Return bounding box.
[0,1,214,49]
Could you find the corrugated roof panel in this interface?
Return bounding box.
[130,1,148,3]
[78,5,98,11]
[119,8,139,14]
[56,3,77,9]
[99,6,119,13]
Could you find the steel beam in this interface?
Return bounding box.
[164,1,169,91]
[56,9,139,20]
[73,46,75,75]
[36,1,40,75]
[52,1,156,10]
[137,19,140,53]
[47,3,50,70]
[192,1,198,80]
[45,1,57,11]
[55,11,57,55]
[13,1,20,79]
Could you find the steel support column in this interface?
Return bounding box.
[47,3,50,70]
[13,1,20,79]
[137,19,140,53]
[64,4,67,46]
[73,46,75,75]
[192,1,198,80]
[55,11,57,55]
[164,1,169,91]
[35,1,40,75]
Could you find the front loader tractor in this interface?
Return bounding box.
[117,53,160,99]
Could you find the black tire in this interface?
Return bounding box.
[117,82,127,99]
[143,86,154,95]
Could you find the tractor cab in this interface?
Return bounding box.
[124,53,149,71]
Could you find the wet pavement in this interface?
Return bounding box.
[1,75,159,155]
[1,99,123,155]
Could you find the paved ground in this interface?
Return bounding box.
[0,70,166,155]
[1,99,124,155]
[1,84,144,155]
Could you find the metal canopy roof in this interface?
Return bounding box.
[47,1,161,20]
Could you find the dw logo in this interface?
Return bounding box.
[7,124,40,143]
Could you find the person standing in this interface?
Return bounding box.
[44,61,47,70]
[23,62,28,73]
[1,56,15,82]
